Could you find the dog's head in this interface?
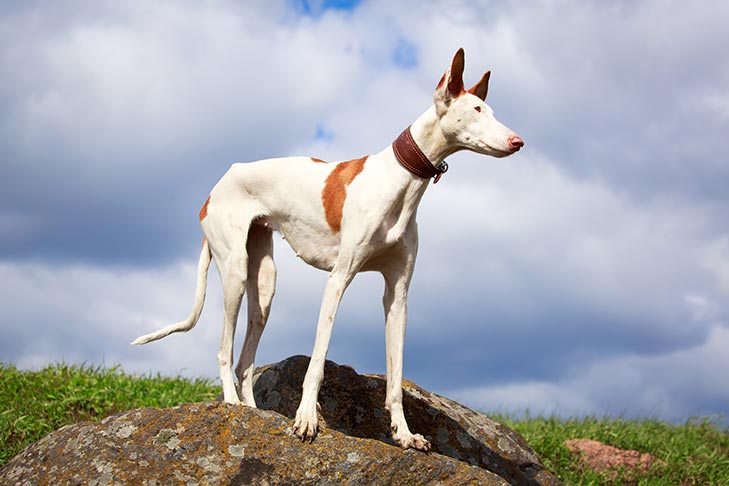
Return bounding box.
[434,48,523,158]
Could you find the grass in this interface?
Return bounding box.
[496,413,729,485]
[2,363,728,484]
[1,362,218,467]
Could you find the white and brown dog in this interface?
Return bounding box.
[132,48,523,451]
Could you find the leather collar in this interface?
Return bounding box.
[392,126,448,184]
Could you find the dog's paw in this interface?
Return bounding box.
[293,408,319,443]
[395,433,431,452]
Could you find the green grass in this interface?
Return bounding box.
[1,362,218,467]
[2,364,727,485]
[496,414,729,485]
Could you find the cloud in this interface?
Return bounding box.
[0,240,386,381]
[3,147,725,420]
[0,0,371,264]
[0,260,213,373]
[401,150,729,396]
[0,252,317,376]
[1,0,728,422]
[449,325,729,421]
[701,237,729,297]
[408,0,729,202]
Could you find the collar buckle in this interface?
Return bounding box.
[433,160,448,184]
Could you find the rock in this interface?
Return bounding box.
[564,438,662,479]
[252,355,561,485]
[1,403,507,485]
[1,356,562,485]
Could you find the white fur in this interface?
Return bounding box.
[132,49,523,450]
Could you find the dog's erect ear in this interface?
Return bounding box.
[468,70,491,101]
[435,48,466,113]
[446,48,465,98]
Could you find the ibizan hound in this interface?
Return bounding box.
[132,48,523,451]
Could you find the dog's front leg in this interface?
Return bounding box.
[381,245,430,451]
[294,265,356,442]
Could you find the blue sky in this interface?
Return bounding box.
[292,0,362,17]
[2,0,728,423]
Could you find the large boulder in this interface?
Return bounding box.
[1,356,562,485]
[253,355,561,486]
[1,402,506,485]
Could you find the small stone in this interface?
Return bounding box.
[565,438,662,479]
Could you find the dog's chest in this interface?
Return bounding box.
[271,192,417,272]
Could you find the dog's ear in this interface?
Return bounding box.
[468,70,491,101]
[445,48,465,98]
[435,48,466,114]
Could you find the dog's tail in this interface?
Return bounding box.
[131,237,212,346]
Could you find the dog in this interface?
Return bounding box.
[132,48,523,451]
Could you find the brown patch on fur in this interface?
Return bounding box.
[311,157,326,163]
[321,156,367,233]
[199,196,211,221]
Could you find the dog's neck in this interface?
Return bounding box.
[409,106,463,166]
[392,127,448,182]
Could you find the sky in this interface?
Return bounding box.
[2,0,728,423]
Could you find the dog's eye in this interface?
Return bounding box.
[474,106,482,113]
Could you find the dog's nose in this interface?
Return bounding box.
[508,135,524,150]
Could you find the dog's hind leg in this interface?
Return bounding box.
[235,221,276,406]
[213,222,252,404]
